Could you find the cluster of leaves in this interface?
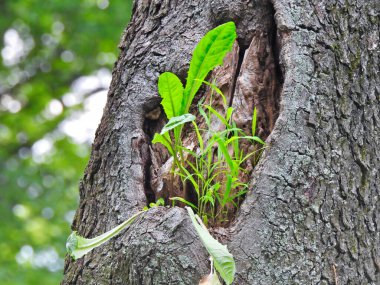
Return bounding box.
[152,21,237,165]
[153,22,264,226]
[173,99,264,226]
[0,1,133,284]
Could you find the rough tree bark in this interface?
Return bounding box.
[62,0,379,284]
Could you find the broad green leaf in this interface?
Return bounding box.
[186,207,235,285]
[152,132,174,155]
[158,72,184,118]
[160,113,196,134]
[66,211,144,260]
[181,22,237,114]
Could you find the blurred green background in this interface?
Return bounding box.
[0,0,132,283]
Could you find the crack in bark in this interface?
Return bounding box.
[228,46,246,107]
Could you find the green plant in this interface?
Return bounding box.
[152,21,237,175]
[153,21,264,226]
[170,98,264,225]
[142,197,165,211]
[65,22,266,285]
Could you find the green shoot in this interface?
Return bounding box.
[143,197,165,211]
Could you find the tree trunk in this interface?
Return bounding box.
[62,0,379,284]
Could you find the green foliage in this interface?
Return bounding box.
[142,197,165,211]
[158,72,184,119]
[153,22,265,225]
[182,22,236,114]
[186,207,235,285]
[152,22,264,225]
[151,22,264,283]
[154,22,237,179]
[66,211,143,260]
[65,206,234,283]
[61,21,262,284]
[173,100,264,225]
[0,1,133,283]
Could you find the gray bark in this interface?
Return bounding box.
[62,0,379,284]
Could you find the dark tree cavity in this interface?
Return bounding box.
[62,0,379,284]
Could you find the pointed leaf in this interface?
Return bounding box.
[170,197,198,210]
[182,22,237,114]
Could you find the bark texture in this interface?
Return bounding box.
[62,0,379,284]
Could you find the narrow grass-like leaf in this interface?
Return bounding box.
[186,207,235,285]
[160,113,196,134]
[194,79,227,106]
[152,133,174,155]
[226,107,234,122]
[181,22,236,114]
[170,197,198,210]
[215,136,236,175]
[225,135,265,146]
[204,105,230,127]
[199,105,211,128]
[158,72,184,119]
[192,121,204,153]
[66,211,143,260]
[251,107,257,136]
[231,122,240,160]
[221,175,232,208]
[178,164,199,197]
